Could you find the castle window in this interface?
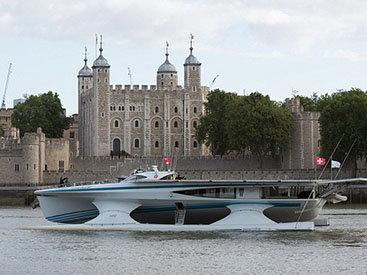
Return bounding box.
[193,121,197,128]
[193,107,197,113]
[86,85,88,89]
[170,82,173,86]
[114,120,119,128]
[59,161,64,172]
[134,139,140,148]
[118,106,121,111]
[70,132,74,139]
[110,106,113,111]
[34,164,36,170]
[186,122,188,128]
[175,141,179,148]
[121,106,124,111]
[161,74,164,78]
[133,106,136,111]
[82,85,84,89]
[101,112,105,118]
[130,106,132,111]
[192,86,196,92]
[155,121,159,128]
[98,69,100,72]
[170,74,173,77]
[105,69,108,72]
[161,82,164,86]
[155,141,159,148]
[45,164,47,171]
[192,66,196,70]
[174,107,178,113]
[105,79,107,83]
[15,164,19,172]
[193,141,198,148]
[26,164,29,170]
[113,106,116,111]
[134,120,139,128]
[174,121,178,128]
[155,106,159,113]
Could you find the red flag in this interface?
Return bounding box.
[315,156,326,166]
[164,158,171,164]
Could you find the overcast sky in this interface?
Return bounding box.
[1,0,367,115]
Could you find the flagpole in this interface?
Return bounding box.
[334,139,357,179]
[318,134,344,179]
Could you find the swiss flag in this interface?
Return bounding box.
[315,156,326,166]
[164,158,171,164]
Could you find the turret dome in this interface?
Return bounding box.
[184,53,200,65]
[92,36,110,68]
[157,42,177,73]
[78,47,93,77]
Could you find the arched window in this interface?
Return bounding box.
[175,141,179,148]
[174,107,178,113]
[135,120,139,128]
[134,139,140,148]
[193,121,197,128]
[114,120,119,128]
[155,106,159,113]
[155,141,159,148]
[174,121,178,128]
[155,121,159,128]
[193,107,197,113]
[170,82,173,86]
[193,141,198,148]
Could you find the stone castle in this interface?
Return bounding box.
[0,37,332,185]
[78,38,208,157]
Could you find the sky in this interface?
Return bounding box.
[1,0,367,115]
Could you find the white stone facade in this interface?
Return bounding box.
[78,41,208,157]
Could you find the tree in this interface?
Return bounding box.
[11,91,69,138]
[319,88,367,176]
[0,124,3,137]
[195,89,238,156]
[226,92,293,167]
[196,90,293,164]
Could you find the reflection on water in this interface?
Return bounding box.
[1,205,367,274]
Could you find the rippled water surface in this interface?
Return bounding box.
[1,205,367,274]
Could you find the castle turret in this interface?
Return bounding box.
[157,42,178,89]
[184,34,201,92]
[91,36,111,156]
[77,47,93,157]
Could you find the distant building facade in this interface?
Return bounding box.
[78,38,208,157]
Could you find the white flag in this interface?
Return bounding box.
[332,160,341,168]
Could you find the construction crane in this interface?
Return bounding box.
[209,74,219,91]
[1,63,12,109]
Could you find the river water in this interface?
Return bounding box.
[1,205,367,275]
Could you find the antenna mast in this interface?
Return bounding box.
[1,63,12,109]
[95,34,98,58]
[128,67,133,85]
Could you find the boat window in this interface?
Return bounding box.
[175,188,236,199]
[123,175,147,182]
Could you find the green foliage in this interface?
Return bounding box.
[11,91,69,138]
[297,93,320,111]
[0,124,3,137]
[196,89,238,155]
[226,92,293,163]
[195,90,293,162]
[319,88,367,169]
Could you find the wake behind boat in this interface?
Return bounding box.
[33,166,367,232]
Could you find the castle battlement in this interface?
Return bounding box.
[110,84,186,95]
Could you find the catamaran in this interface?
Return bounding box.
[34,166,366,231]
